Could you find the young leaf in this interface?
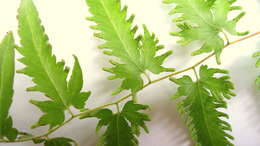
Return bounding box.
[17,0,90,128]
[0,32,16,139]
[84,101,150,146]
[68,56,91,109]
[86,0,173,94]
[170,65,235,146]
[164,0,248,64]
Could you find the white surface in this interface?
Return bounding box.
[0,0,260,146]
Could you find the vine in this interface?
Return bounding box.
[0,0,259,145]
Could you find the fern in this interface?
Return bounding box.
[83,101,150,146]
[163,0,248,64]
[86,0,174,94]
[0,32,18,141]
[0,0,259,146]
[170,65,235,146]
[17,0,90,128]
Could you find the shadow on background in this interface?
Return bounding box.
[227,41,260,145]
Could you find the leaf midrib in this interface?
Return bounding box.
[99,0,144,73]
[195,81,214,146]
[0,35,13,123]
[187,0,216,29]
[23,5,68,108]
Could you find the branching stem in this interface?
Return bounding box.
[0,31,259,144]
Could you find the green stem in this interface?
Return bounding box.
[144,72,152,83]
[222,31,230,45]
[0,31,259,144]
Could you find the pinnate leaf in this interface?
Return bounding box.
[17,0,90,128]
[164,0,248,64]
[86,0,173,94]
[170,65,235,146]
[83,101,150,146]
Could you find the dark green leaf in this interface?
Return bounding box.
[170,65,235,146]
[87,101,150,146]
[44,137,74,146]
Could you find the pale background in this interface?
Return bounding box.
[0,0,259,146]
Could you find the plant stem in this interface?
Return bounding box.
[1,31,259,144]
[193,67,199,81]
[222,31,230,44]
[144,72,152,83]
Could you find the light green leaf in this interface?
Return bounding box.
[17,0,69,128]
[170,65,235,146]
[30,100,65,129]
[86,0,173,94]
[85,101,150,146]
[68,56,91,109]
[17,0,90,128]
[164,0,248,64]
[0,32,16,139]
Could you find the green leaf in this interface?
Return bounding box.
[1,117,18,141]
[164,0,248,64]
[170,65,235,146]
[86,101,150,146]
[86,0,173,94]
[17,0,90,128]
[68,56,91,109]
[121,101,150,135]
[44,137,74,146]
[30,100,65,129]
[0,32,16,139]
[32,138,46,144]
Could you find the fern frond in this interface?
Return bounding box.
[0,32,18,140]
[170,65,235,146]
[164,0,248,64]
[86,0,174,94]
[18,0,90,128]
[82,101,150,146]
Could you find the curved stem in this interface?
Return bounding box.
[1,31,259,144]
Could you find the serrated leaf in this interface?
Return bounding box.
[30,100,65,129]
[86,0,173,94]
[86,101,150,146]
[18,0,90,128]
[121,101,150,135]
[68,56,91,109]
[17,0,69,128]
[170,65,235,146]
[44,137,74,146]
[0,32,16,139]
[164,0,248,64]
